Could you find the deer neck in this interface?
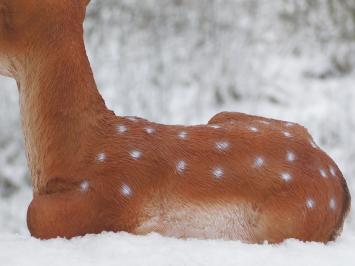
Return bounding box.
[16,37,110,194]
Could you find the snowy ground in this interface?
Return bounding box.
[1,230,355,266]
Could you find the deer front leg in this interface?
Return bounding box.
[27,179,108,239]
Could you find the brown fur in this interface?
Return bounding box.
[0,0,351,242]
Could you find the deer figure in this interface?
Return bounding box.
[0,0,350,243]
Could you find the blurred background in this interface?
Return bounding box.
[0,0,354,234]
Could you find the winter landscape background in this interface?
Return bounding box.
[0,0,354,265]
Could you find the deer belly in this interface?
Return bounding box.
[135,201,263,242]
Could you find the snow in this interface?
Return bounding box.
[0,225,355,266]
[1,0,355,265]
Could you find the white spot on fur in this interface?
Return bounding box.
[287,151,296,162]
[117,125,127,134]
[178,131,188,140]
[283,131,292,137]
[281,172,292,182]
[254,156,265,168]
[329,166,337,177]
[285,122,294,127]
[144,127,155,134]
[213,167,224,178]
[329,198,337,210]
[320,168,328,178]
[130,150,142,160]
[306,198,315,209]
[120,184,132,197]
[209,124,221,129]
[176,160,186,174]
[80,180,89,192]
[215,141,230,151]
[250,127,259,132]
[96,152,106,162]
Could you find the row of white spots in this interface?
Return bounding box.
[106,122,333,186]
[118,121,317,154]
[79,179,133,197]
[97,121,339,212]
[305,197,337,211]
[175,161,225,179]
[96,149,143,163]
[250,125,293,139]
[80,178,132,198]
[107,123,334,186]
[117,117,135,197]
[318,166,338,179]
[118,124,156,135]
[96,150,143,162]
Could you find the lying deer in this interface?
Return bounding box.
[0,0,350,243]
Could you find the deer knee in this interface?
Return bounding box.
[27,196,51,239]
[27,192,103,239]
[27,195,72,239]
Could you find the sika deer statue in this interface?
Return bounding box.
[0,0,350,243]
